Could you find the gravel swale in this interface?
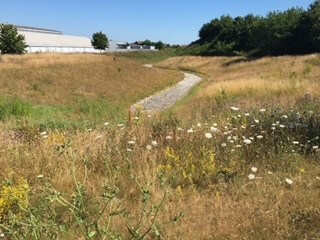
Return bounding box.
[131,71,202,113]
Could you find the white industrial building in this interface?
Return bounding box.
[13,25,156,53]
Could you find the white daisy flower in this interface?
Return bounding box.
[292,141,299,145]
[230,106,240,111]
[211,127,218,132]
[221,143,227,147]
[285,178,293,185]
[205,133,213,139]
[151,141,158,146]
[146,145,152,151]
[187,129,194,133]
[128,141,135,145]
[259,109,266,113]
[248,174,255,180]
[251,167,258,173]
[166,136,172,140]
[243,139,252,145]
[256,135,263,139]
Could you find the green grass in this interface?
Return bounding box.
[113,49,178,64]
[0,97,127,130]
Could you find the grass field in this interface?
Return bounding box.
[0,53,182,129]
[1,53,320,239]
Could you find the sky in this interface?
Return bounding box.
[0,0,315,45]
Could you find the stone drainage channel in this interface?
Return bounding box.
[130,65,203,115]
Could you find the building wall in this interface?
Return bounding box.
[26,46,101,53]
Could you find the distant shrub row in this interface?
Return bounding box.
[182,1,320,57]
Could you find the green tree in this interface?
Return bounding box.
[91,31,109,51]
[0,24,28,54]
[155,41,165,50]
[308,0,320,51]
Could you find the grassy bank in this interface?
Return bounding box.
[0,53,182,128]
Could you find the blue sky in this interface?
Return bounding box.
[0,0,314,44]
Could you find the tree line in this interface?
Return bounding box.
[182,1,320,57]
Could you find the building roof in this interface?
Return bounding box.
[15,25,62,35]
[19,30,93,48]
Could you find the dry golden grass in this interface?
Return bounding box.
[1,53,320,239]
[0,54,182,106]
[157,54,320,119]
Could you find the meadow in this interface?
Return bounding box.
[0,53,320,239]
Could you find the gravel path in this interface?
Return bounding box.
[130,66,202,113]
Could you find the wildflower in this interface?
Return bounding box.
[127,149,132,152]
[271,127,276,130]
[230,140,234,143]
[254,119,260,124]
[292,141,299,145]
[238,115,241,118]
[146,145,152,151]
[42,135,48,139]
[231,149,235,152]
[197,123,202,127]
[256,135,263,139]
[205,133,213,139]
[244,113,250,116]
[166,136,172,140]
[285,178,293,185]
[236,145,242,148]
[87,128,93,132]
[128,141,135,145]
[248,174,255,180]
[259,108,266,113]
[230,106,240,111]
[282,115,288,119]
[243,139,252,145]
[211,127,218,132]
[40,131,47,136]
[213,123,218,127]
[279,124,285,128]
[104,122,109,126]
[148,114,151,118]
[37,174,44,178]
[187,129,193,133]
[117,124,124,127]
[249,137,254,140]
[313,146,319,150]
[268,171,273,175]
[151,141,158,146]
[134,116,139,120]
[221,143,227,147]
[177,127,184,131]
[251,167,258,173]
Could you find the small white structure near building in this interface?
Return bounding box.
[12,25,157,53]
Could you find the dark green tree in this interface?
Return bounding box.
[91,31,109,50]
[155,41,165,50]
[0,24,28,54]
[308,0,320,51]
